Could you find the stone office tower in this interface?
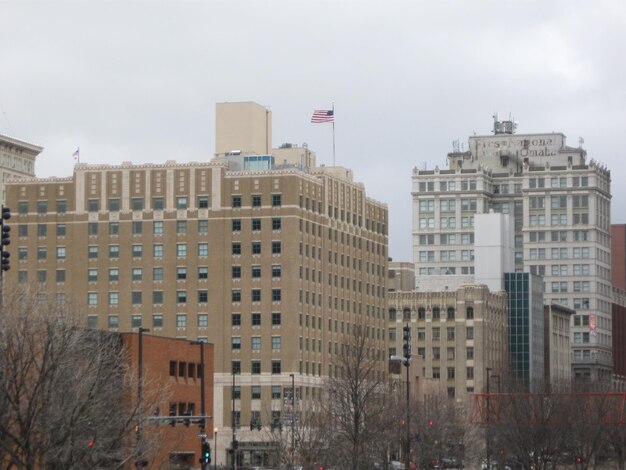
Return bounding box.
[5,102,389,466]
[411,116,612,382]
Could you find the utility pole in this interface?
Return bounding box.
[290,373,296,467]
[135,327,149,469]
[191,340,209,470]
[486,367,491,470]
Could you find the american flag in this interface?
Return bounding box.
[311,109,334,123]
[72,147,80,162]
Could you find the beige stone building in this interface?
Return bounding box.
[387,284,508,402]
[5,103,389,467]
[0,133,41,203]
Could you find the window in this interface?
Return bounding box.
[176,243,187,257]
[252,242,261,254]
[132,198,144,211]
[198,314,208,327]
[109,268,119,281]
[232,195,242,208]
[272,336,281,350]
[232,361,241,375]
[466,307,474,319]
[132,245,142,258]
[153,221,164,235]
[272,385,281,399]
[37,270,46,283]
[176,220,187,234]
[198,220,209,233]
[109,222,119,235]
[87,268,98,282]
[232,266,241,278]
[37,200,48,214]
[132,221,143,235]
[251,313,261,326]
[152,267,163,281]
[251,336,261,351]
[131,268,142,281]
[272,312,281,325]
[251,385,261,400]
[252,289,261,302]
[108,315,119,328]
[272,218,281,230]
[176,291,187,303]
[56,247,66,259]
[176,197,187,209]
[198,243,208,257]
[198,195,209,208]
[432,307,440,320]
[176,314,187,328]
[18,247,27,260]
[108,292,119,305]
[272,241,281,254]
[56,199,67,213]
[153,291,163,304]
[177,267,187,280]
[251,361,261,374]
[88,292,98,306]
[447,327,455,340]
[198,266,208,279]
[232,313,241,326]
[198,290,208,303]
[466,327,474,339]
[56,269,66,282]
[232,289,241,302]
[153,315,163,328]
[38,224,48,237]
[272,264,282,278]
[55,224,66,237]
[108,245,119,258]
[37,247,47,260]
[272,194,282,207]
[232,219,241,231]
[432,367,441,379]
[251,265,261,278]
[272,289,281,302]
[153,197,164,210]
[131,316,142,328]
[252,195,262,207]
[232,242,241,255]
[232,337,241,350]
[447,307,455,320]
[252,218,261,231]
[108,198,120,211]
[153,244,163,257]
[271,360,281,374]
[433,328,440,340]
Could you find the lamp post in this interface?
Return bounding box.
[402,325,411,470]
[486,367,491,470]
[289,373,296,467]
[191,340,208,470]
[135,327,149,469]
[214,427,218,470]
[231,371,237,470]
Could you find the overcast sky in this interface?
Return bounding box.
[1,0,625,260]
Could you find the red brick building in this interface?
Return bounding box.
[611,225,626,291]
[122,333,214,469]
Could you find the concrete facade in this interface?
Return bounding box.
[387,284,508,402]
[412,117,612,381]
[5,102,388,467]
[543,304,574,389]
[388,261,416,292]
[0,133,41,203]
[611,224,626,291]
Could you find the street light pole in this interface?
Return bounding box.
[486,367,491,470]
[191,340,208,470]
[290,373,295,467]
[214,427,218,470]
[136,327,149,469]
[231,371,237,470]
[402,324,411,470]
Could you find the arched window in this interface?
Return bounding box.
[418,308,426,320]
[432,307,440,320]
[447,307,455,320]
[389,308,397,321]
[466,306,474,319]
[403,308,411,320]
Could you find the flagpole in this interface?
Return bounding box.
[332,103,336,166]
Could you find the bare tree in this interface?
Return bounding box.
[0,288,149,470]
[319,322,395,470]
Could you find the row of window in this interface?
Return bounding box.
[389,306,471,321]
[87,289,212,306]
[418,250,474,262]
[231,360,282,375]
[88,313,211,329]
[231,289,282,303]
[390,326,474,342]
[232,312,282,326]
[233,218,282,231]
[232,336,282,351]
[549,281,591,293]
[232,241,282,255]
[528,213,589,227]
[19,195,212,214]
[19,266,211,283]
[18,242,211,261]
[232,265,281,279]
[419,215,475,229]
[232,194,282,208]
[529,247,591,260]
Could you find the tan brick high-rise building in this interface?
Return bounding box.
[0,133,41,203]
[5,103,389,467]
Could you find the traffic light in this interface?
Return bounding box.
[403,325,411,341]
[199,440,211,464]
[428,419,434,428]
[1,206,10,272]
[169,406,176,427]
[576,456,583,464]
[403,325,411,362]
